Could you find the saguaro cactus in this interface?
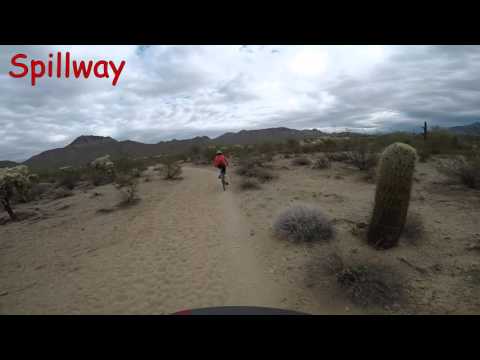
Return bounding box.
[367,143,417,249]
[422,121,428,141]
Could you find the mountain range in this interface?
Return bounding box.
[1,123,479,170]
[448,122,480,135]
[17,127,326,170]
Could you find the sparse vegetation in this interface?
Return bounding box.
[367,143,417,249]
[347,149,378,171]
[115,174,139,205]
[312,155,331,169]
[58,167,81,190]
[0,165,38,220]
[273,204,334,243]
[291,156,312,166]
[236,156,276,183]
[436,153,480,189]
[239,178,261,190]
[336,263,404,309]
[161,157,183,180]
[326,152,351,162]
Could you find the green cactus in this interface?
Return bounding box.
[367,142,417,249]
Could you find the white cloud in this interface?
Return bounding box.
[1,45,480,161]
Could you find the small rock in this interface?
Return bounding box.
[250,230,255,236]
[0,291,8,296]
[351,248,358,254]
[345,306,350,312]
[432,264,442,272]
[444,236,451,240]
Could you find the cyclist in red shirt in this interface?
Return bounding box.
[213,150,229,184]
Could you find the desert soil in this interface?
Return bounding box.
[1,157,479,314]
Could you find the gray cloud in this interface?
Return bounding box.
[1,45,480,161]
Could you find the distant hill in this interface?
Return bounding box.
[23,135,211,170]
[0,160,19,168]
[448,122,480,135]
[215,127,324,145]
[22,128,326,170]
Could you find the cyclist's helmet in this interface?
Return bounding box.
[216,150,223,155]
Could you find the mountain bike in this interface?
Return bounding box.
[219,172,227,191]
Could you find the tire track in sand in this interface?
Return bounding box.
[44,166,288,314]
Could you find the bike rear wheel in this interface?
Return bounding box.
[221,175,226,191]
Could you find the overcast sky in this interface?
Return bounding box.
[1,45,479,161]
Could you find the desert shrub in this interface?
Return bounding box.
[58,167,81,190]
[273,204,334,243]
[255,168,275,183]
[312,155,331,169]
[115,174,139,205]
[115,157,147,176]
[284,138,302,154]
[436,154,480,189]
[347,149,379,171]
[322,138,339,152]
[291,156,312,166]
[336,263,404,308]
[427,128,462,155]
[239,178,261,190]
[89,168,115,186]
[236,156,275,182]
[29,182,54,200]
[161,157,183,180]
[326,152,350,162]
[235,156,275,182]
[258,142,275,155]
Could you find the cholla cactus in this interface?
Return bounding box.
[90,155,115,172]
[0,165,37,220]
[89,155,116,186]
[367,143,417,249]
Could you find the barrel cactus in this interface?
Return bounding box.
[367,143,417,249]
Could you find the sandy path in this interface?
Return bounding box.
[0,166,288,314]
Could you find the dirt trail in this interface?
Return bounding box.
[0,166,291,314]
